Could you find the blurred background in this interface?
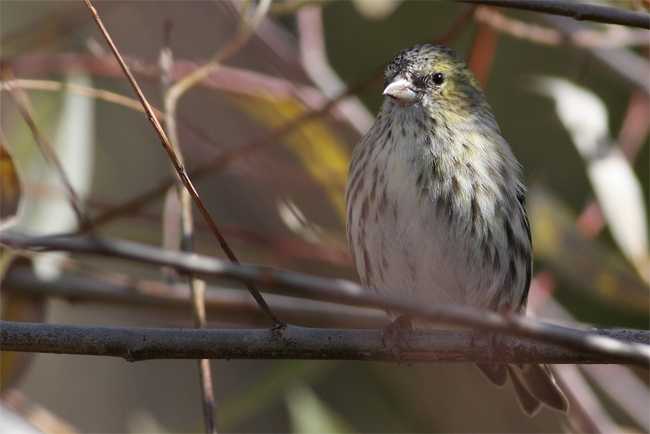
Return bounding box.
[1,1,648,432]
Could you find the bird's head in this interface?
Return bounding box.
[382,44,491,121]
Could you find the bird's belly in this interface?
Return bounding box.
[363,198,468,304]
[350,178,505,312]
[346,128,530,315]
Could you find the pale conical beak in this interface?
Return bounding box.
[383,77,417,103]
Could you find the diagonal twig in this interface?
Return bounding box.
[83,0,280,330]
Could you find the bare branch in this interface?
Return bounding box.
[159,27,217,433]
[0,79,165,119]
[83,0,279,329]
[1,321,646,365]
[2,231,649,366]
[1,263,384,328]
[460,0,650,29]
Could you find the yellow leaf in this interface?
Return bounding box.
[0,141,24,229]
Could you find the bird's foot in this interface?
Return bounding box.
[271,319,287,340]
[381,314,413,366]
[472,329,501,369]
[485,331,502,369]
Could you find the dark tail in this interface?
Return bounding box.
[476,363,568,416]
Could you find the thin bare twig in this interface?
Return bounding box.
[0,79,165,119]
[192,280,217,433]
[2,231,649,366]
[1,321,647,364]
[1,263,384,328]
[1,70,95,235]
[90,4,476,228]
[460,0,650,29]
[83,0,279,329]
[159,24,217,434]
[2,54,330,113]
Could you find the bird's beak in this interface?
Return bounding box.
[383,77,417,104]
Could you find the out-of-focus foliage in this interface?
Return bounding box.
[531,77,648,278]
[529,186,649,319]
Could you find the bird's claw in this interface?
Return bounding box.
[381,314,413,366]
[486,331,501,369]
[472,329,501,369]
[271,319,287,340]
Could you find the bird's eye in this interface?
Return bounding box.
[432,72,444,85]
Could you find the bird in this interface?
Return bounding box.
[345,44,568,416]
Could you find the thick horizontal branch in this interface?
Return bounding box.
[2,231,650,367]
[1,321,647,365]
[460,0,650,29]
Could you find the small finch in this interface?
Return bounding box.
[345,44,568,416]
